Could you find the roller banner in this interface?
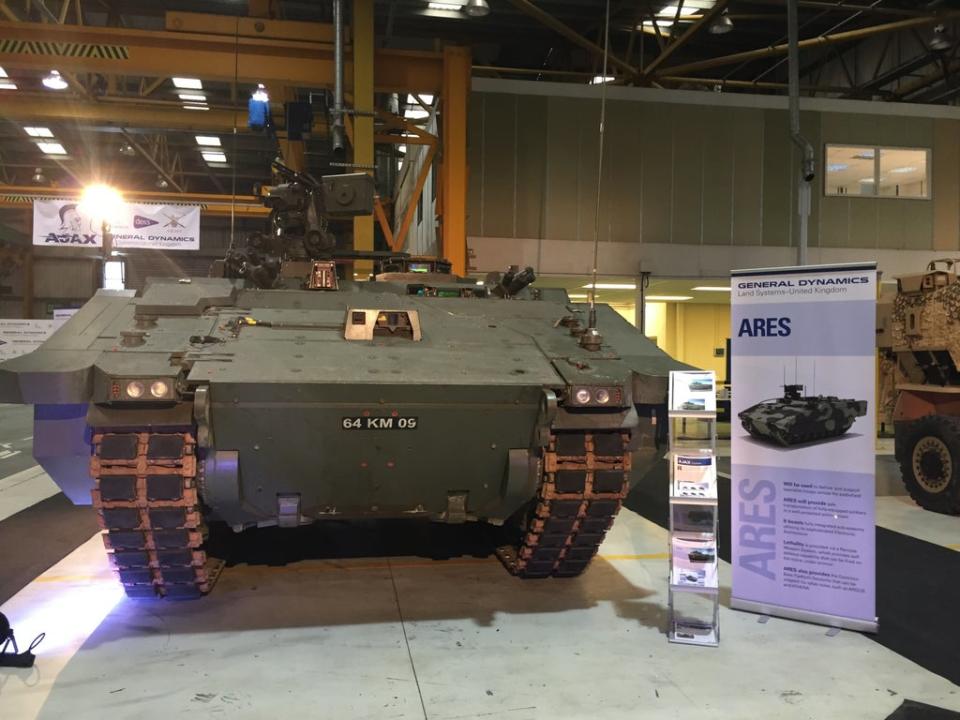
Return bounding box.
[33,200,200,250]
[730,262,877,632]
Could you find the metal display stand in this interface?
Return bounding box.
[667,370,720,647]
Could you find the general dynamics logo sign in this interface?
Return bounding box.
[133,215,159,228]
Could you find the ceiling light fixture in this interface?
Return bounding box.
[708,11,734,35]
[42,70,68,90]
[119,142,136,157]
[567,293,590,299]
[464,0,490,17]
[79,184,124,225]
[0,66,6,77]
[178,93,207,102]
[23,127,54,138]
[428,1,463,10]
[645,295,693,302]
[0,82,16,90]
[930,24,953,52]
[251,84,269,103]
[582,282,636,290]
[31,167,47,185]
[889,166,918,174]
[155,175,169,189]
[183,104,210,111]
[202,151,227,163]
[195,135,221,147]
[692,286,731,292]
[591,75,615,85]
[36,141,67,156]
[172,77,203,90]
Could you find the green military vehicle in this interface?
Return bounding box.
[0,167,684,599]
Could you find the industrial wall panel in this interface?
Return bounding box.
[576,101,602,243]
[932,118,960,252]
[480,93,517,239]
[848,195,879,248]
[819,197,849,247]
[605,101,642,243]
[466,93,484,236]
[730,107,764,246]
[877,199,907,250]
[515,94,548,239]
[670,107,704,244]
[892,200,933,251]
[701,106,734,246]
[544,96,581,241]
[638,103,672,245]
[762,110,792,247]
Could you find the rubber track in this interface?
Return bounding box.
[90,430,223,599]
[497,431,631,578]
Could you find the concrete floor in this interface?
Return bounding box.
[1,402,958,719]
[2,506,958,720]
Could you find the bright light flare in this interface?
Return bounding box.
[79,184,124,225]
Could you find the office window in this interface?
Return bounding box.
[824,144,930,199]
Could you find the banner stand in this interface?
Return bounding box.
[731,598,877,634]
[730,262,878,634]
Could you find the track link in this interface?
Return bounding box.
[497,431,631,578]
[90,430,223,599]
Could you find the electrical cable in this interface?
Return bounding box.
[588,0,612,331]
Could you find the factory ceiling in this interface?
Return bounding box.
[0,0,957,197]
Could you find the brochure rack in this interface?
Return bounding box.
[667,370,720,647]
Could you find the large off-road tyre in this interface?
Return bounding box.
[895,416,960,515]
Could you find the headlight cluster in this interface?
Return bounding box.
[568,386,623,407]
[110,378,174,401]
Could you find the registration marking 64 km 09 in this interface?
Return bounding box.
[342,416,418,430]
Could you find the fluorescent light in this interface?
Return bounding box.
[404,107,430,120]
[172,77,203,90]
[428,1,463,9]
[202,151,227,163]
[23,126,53,137]
[407,93,434,105]
[475,280,485,286]
[0,82,16,90]
[397,144,407,154]
[591,75,615,85]
[646,295,693,301]
[178,93,206,102]
[859,177,875,183]
[183,104,210,111]
[890,166,918,174]
[692,286,731,292]
[827,163,848,172]
[36,141,67,155]
[0,66,6,78]
[582,282,636,290]
[567,293,590,299]
[195,135,221,146]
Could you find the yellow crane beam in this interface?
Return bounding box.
[0,19,443,92]
[0,186,269,217]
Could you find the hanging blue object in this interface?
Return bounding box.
[248,96,270,131]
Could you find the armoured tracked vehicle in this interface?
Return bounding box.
[878,259,960,514]
[0,166,685,599]
[738,384,867,447]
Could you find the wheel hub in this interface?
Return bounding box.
[912,436,952,494]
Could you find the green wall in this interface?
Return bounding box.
[467,89,960,252]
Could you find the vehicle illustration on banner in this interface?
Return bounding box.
[738,382,868,447]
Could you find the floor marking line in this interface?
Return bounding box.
[387,557,429,720]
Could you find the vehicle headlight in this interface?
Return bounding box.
[595,388,611,405]
[126,381,144,399]
[150,380,170,398]
[574,388,592,405]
